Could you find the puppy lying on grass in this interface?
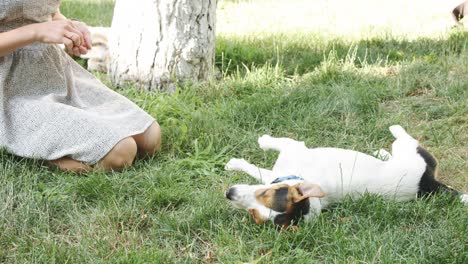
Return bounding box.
[452,1,467,26]
[225,125,467,229]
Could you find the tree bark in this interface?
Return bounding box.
[109,0,216,92]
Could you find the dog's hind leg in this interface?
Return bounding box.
[389,125,413,139]
[258,135,306,152]
[388,125,419,158]
[225,158,274,184]
[388,126,468,205]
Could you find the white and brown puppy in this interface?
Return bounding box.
[225,125,467,228]
[452,1,467,25]
[80,26,110,72]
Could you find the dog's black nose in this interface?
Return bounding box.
[225,188,236,200]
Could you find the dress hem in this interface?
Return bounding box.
[78,118,156,165]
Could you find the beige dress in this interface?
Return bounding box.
[0,0,155,164]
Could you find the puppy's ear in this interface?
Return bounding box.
[292,182,325,203]
[248,209,267,224]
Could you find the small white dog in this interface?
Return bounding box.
[225,125,467,228]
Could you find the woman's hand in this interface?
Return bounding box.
[71,21,92,54]
[29,20,90,56]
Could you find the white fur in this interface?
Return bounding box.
[461,194,468,204]
[225,125,465,224]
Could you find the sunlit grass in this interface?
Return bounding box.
[218,0,463,39]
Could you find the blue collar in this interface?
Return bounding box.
[270,175,304,184]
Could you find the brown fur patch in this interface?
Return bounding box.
[254,183,319,228]
[254,184,311,214]
[248,209,267,224]
[255,184,296,213]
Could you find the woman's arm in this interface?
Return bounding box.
[0,25,37,57]
[0,8,88,57]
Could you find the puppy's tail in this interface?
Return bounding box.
[416,146,467,205]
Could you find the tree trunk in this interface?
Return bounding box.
[109,0,216,92]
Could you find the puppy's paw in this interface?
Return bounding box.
[258,134,273,150]
[225,158,249,171]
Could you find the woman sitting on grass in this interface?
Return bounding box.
[0,1,161,173]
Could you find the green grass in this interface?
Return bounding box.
[61,0,115,26]
[1,0,467,263]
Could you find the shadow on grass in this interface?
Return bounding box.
[216,31,468,76]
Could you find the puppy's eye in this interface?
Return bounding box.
[258,190,268,197]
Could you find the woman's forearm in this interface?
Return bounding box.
[0,8,89,57]
[0,9,68,57]
[0,25,37,57]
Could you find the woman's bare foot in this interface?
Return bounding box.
[50,136,139,173]
[49,157,92,173]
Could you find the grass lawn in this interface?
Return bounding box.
[1,0,467,263]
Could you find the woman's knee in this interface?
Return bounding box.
[146,122,162,153]
[97,137,138,171]
[133,122,162,155]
